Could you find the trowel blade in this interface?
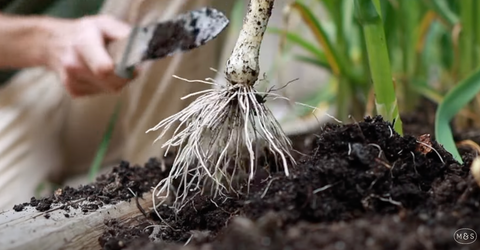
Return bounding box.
[111,7,230,78]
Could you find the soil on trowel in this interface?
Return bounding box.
[98,116,480,250]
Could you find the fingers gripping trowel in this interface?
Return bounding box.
[109,7,230,79]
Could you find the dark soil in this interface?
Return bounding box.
[95,116,480,250]
[13,157,171,216]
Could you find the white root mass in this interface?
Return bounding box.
[146,0,295,213]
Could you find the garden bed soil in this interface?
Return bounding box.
[13,113,480,249]
[97,115,480,250]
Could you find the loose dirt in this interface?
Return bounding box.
[13,157,171,217]
[94,116,480,250]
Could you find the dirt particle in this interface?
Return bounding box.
[12,204,24,212]
[36,200,52,212]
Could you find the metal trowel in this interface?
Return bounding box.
[108,7,230,79]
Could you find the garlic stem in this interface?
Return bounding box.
[225,0,275,86]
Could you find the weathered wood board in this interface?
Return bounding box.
[0,194,153,250]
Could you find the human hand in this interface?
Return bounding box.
[41,15,135,97]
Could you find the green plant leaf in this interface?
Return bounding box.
[426,0,459,26]
[435,66,480,164]
[354,0,403,134]
[459,0,474,78]
[410,79,444,104]
[293,55,331,71]
[230,0,245,30]
[288,1,346,76]
[343,0,361,43]
[317,0,336,15]
[268,27,327,61]
[88,101,121,182]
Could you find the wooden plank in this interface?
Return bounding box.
[0,193,153,250]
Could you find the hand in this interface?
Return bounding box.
[41,15,135,97]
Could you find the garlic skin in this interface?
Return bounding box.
[225,0,275,86]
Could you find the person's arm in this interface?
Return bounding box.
[0,13,134,97]
[0,14,49,68]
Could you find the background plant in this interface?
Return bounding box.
[268,0,480,163]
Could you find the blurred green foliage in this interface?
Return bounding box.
[270,0,480,163]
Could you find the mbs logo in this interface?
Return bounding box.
[453,228,477,245]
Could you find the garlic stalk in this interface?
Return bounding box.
[225,0,275,86]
